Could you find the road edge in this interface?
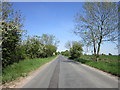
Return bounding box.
[64,56,119,80]
[2,55,59,88]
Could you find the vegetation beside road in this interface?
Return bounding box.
[1,2,59,85]
[62,40,119,77]
[2,56,56,84]
[74,55,120,77]
[2,2,59,68]
[1,1,119,86]
[1,2,60,85]
[73,2,118,60]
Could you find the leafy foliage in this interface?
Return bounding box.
[1,2,58,68]
[61,50,70,57]
[1,2,24,67]
[22,36,45,58]
[69,42,83,59]
[45,45,57,57]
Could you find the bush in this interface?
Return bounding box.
[45,45,57,57]
[70,42,83,59]
[2,22,24,67]
[101,53,106,55]
[61,50,70,57]
[1,2,59,68]
[109,53,112,56]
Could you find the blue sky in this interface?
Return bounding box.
[12,2,118,55]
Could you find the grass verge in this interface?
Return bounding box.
[2,55,57,84]
[74,55,120,77]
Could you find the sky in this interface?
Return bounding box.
[12,2,118,55]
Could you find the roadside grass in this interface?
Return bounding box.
[74,55,120,77]
[81,55,118,62]
[2,55,56,84]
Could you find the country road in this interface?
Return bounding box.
[22,55,118,88]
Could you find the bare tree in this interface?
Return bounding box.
[65,41,73,50]
[74,2,118,60]
[40,34,60,46]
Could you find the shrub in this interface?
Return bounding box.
[109,53,112,56]
[70,42,83,59]
[61,50,70,57]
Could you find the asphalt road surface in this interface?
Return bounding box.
[22,55,118,88]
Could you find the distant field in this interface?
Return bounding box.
[81,55,118,62]
[2,56,56,84]
[74,55,120,77]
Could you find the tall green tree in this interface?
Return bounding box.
[45,45,57,57]
[74,2,118,60]
[23,35,46,58]
[40,34,59,46]
[40,34,59,57]
[23,35,57,58]
[1,2,24,67]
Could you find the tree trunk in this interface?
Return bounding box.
[92,32,96,56]
[96,35,102,61]
[93,41,97,61]
[96,22,103,61]
[93,42,96,56]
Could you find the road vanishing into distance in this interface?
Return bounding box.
[22,55,118,88]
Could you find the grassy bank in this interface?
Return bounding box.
[2,55,57,84]
[74,55,120,77]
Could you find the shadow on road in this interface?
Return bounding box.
[62,59,80,64]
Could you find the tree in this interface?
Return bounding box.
[45,45,57,57]
[39,34,59,57]
[23,35,57,58]
[1,2,25,67]
[40,34,59,46]
[61,50,70,57]
[23,35,45,58]
[70,42,83,59]
[108,53,112,56]
[65,41,83,50]
[55,51,60,55]
[74,2,118,60]
[65,41,73,49]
